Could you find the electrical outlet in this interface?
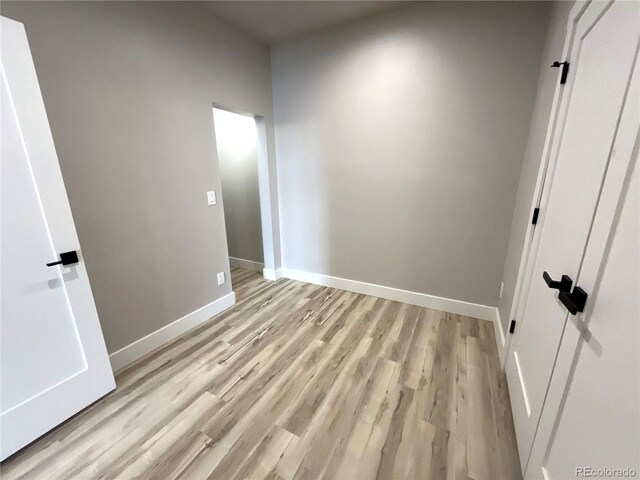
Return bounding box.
[217,272,225,286]
[499,281,504,299]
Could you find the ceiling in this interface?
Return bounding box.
[202,1,405,44]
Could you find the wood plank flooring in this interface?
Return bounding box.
[1,268,521,479]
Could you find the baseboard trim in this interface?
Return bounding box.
[108,292,236,373]
[281,268,494,321]
[229,256,264,273]
[263,267,283,281]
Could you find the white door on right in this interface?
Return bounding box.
[506,0,640,471]
[530,123,639,480]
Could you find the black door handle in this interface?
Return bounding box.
[543,271,573,293]
[551,61,570,84]
[46,250,79,267]
[558,287,588,315]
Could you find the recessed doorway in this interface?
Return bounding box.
[212,105,279,285]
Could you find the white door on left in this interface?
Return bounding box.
[0,16,115,460]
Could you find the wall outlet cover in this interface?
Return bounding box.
[217,272,225,286]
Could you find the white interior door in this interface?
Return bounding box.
[527,53,639,477]
[505,0,640,470]
[0,16,115,460]
[539,172,639,480]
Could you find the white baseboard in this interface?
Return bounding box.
[263,267,283,281]
[109,292,236,373]
[281,268,495,322]
[229,256,264,273]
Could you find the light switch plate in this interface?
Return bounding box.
[217,272,225,286]
[207,191,216,205]
[499,281,504,299]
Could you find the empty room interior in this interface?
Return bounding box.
[0,1,638,479]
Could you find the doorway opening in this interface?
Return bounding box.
[212,105,277,287]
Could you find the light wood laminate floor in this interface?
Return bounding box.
[2,268,521,480]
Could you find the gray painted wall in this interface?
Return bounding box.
[214,108,264,264]
[1,1,280,353]
[497,1,576,334]
[272,1,551,307]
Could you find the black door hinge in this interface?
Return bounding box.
[509,320,516,334]
[551,61,570,85]
[531,207,540,225]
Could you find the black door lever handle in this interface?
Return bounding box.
[558,287,588,315]
[543,271,573,293]
[46,250,79,267]
[551,61,570,84]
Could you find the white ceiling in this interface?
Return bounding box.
[202,1,405,44]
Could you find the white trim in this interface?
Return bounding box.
[254,116,278,273]
[281,268,494,321]
[263,267,282,281]
[229,256,264,273]
[108,292,236,373]
[493,307,507,366]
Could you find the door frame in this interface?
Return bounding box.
[525,42,639,480]
[211,102,282,281]
[501,0,590,370]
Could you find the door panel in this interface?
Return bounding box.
[1,72,87,412]
[545,150,639,480]
[0,17,115,460]
[506,0,640,469]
